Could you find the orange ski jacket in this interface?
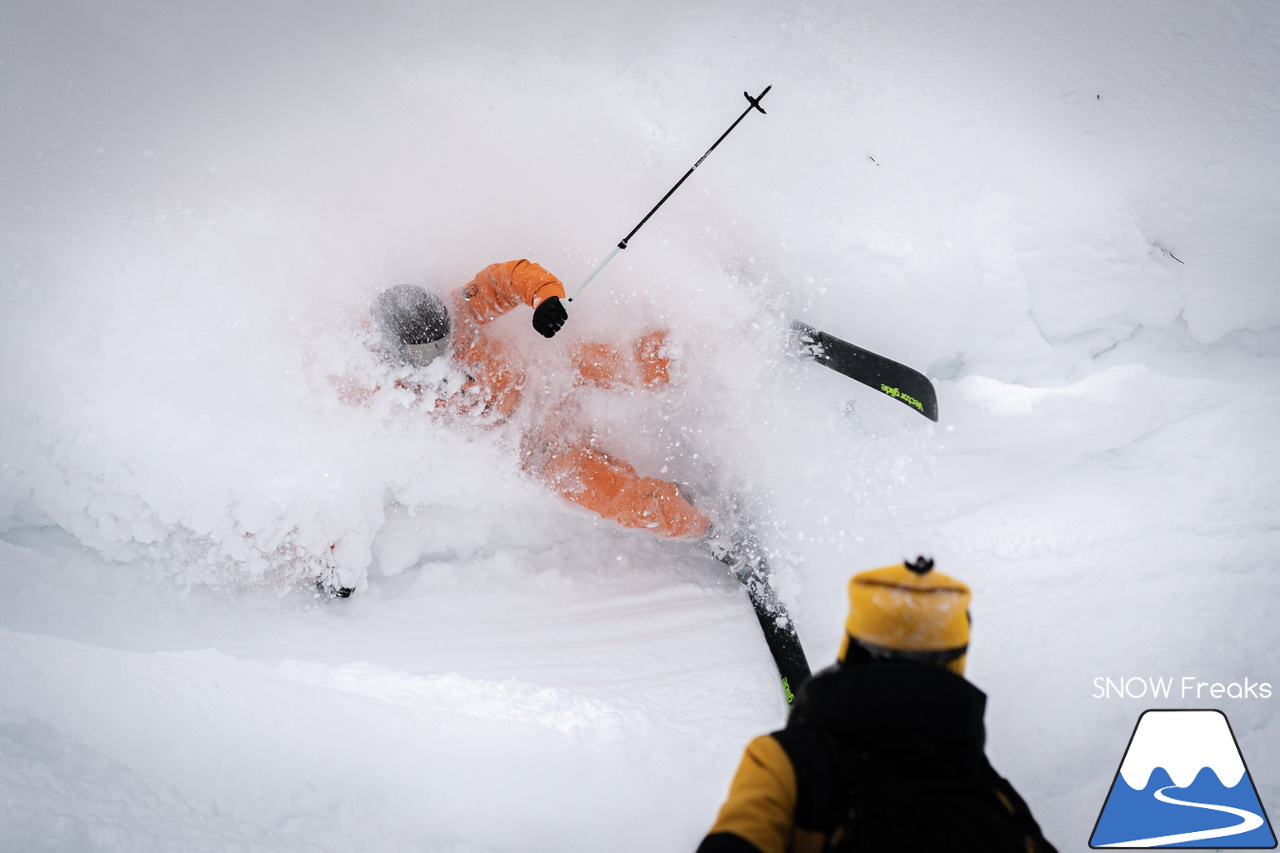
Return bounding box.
[439,260,709,540]
[439,259,566,424]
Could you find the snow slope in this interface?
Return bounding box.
[2,1,1278,850]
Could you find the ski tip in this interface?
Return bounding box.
[790,319,939,422]
[916,390,939,422]
[920,386,940,422]
[884,383,938,422]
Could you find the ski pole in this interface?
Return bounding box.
[567,85,772,302]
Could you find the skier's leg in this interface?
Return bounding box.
[530,437,709,539]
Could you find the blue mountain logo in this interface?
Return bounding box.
[1091,709,1276,848]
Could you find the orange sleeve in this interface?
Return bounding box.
[454,259,567,326]
[705,735,798,853]
[571,330,671,389]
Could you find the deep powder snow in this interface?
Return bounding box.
[2,2,1278,851]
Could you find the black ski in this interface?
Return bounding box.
[791,320,938,422]
[718,549,810,706]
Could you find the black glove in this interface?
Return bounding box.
[531,296,568,338]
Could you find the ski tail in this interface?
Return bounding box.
[791,321,939,422]
[743,569,810,705]
[715,543,810,705]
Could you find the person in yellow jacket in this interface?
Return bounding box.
[368,260,712,543]
[697,558,1057,853]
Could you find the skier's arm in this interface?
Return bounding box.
[455,260,567,328]
[697,735,820,853]
[571,331,671,389]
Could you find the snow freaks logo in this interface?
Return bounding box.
[1090,710,1276,848]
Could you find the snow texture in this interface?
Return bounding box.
[2,1,1278,851]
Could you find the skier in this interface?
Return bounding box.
[696,558,1058,853]
[368,259,713,542]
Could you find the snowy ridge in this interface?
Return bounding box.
[306,666,623,735]
[231,654,626,736]
[954,363,1149,417]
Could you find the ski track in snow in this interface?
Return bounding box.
[3,1,1280,851]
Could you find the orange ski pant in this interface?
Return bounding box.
[520,331,711,540]
[531,438,710,540]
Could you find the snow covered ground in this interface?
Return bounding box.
[2,1,1278,850]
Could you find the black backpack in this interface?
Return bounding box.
[820,731,1042,853]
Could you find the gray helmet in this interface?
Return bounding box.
[371,284,452,366]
